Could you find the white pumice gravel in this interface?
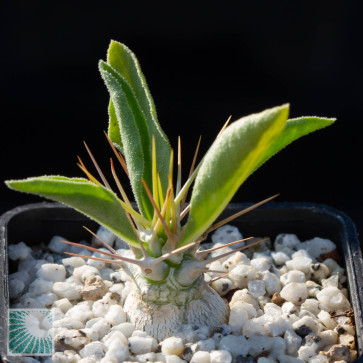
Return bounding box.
[8,241,33,260]
[8,228,357,362]
[37,263,66,282]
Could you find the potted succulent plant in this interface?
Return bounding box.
[2,41,362,361]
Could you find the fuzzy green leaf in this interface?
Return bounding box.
[108,100,123,153]
[99,59,171,220]
[178,105,289,247]
[99,61,154,219]
[106,40,171,194]
[253,116,336,171]
[6,176,139,248]
[107,40,159,127]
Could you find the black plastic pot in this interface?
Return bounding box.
[0,202,362,361]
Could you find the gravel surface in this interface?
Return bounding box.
[7,226,357,363]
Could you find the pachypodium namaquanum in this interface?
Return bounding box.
[6,40,335,341]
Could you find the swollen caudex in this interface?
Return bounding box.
[60,230,258,340]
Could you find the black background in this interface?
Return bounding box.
[1,1,362,241]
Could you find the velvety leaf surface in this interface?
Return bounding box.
[254,116,336,171]
[99,61,154,219]
[107,41,159,127]
[106,41,171,196]
[108,99,123,153]
[6,176,139,247]
[179,105,289,247]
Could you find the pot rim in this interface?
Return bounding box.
[1,201,362,361]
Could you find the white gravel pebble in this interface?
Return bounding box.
[73,265,100,282]
[9,270,32,286]
[88,251,106,270]
[103,329,128,347]
[48,235,69,253]
[309,263,329,282]
[298,237,336,258]
[100,267,114,281]
[62,256,86,268]
[53,281,81,300]
[301,298,320,316]
[229,265,256,288]
[100,357,118,363]
[92,300,112,317]
[219,335,250,357]
[79,341,106,359]
[8,242,32,260]
[248,335,273,356]
[104,304,126,325]
[210,244,234,263]
[80,328,99,341]
[284,329,302,355]
[321,275,339,288]
[161,336,184,356]
[193,338,215,353]
[250,257,273,272]
[9,279,25,298]
[52,297,73,313]
[272,251,291,265]
[298,345,316,362]
[316,286,351,310]
[281,270,306,286]
[129,336,158,355]
[270,336,287,358]
[248,279,266,298]
[308,355,329,363]
[317,310,337,330]
[53,317,85,329]
[223,252,250,269]
[274,234,301,251]
[211,278,232,296]
[78,358,96,363]
[190,351,211,363]
[257,358,274,363]
[242,317,268,337]
[277,355,305,363]
[28,278,53,296]
[111,322,135,338]
[105,339,130,362]
[286,257,313,274]
[293,315,321,335]
[228,304,248,333]
[94,226,117,247]
[210,350,232,363]
[165,355,187,363]
[211,225,243,247]
[88,318,111,339]
[37,263,66,282]
[266,315,292,337]
[36,291,58,306]
[66,303,94,323]
[280,282,308,305]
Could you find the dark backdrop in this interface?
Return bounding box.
[1,1,362,239]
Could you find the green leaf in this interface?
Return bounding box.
[99,61,154,219]
[5,176,139,248]
[106,40,171,193]
[253,116,336,171]
[108,100,123,153]
[99,60,171,220]
[107,41,159,128]
[178,104,289,247]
